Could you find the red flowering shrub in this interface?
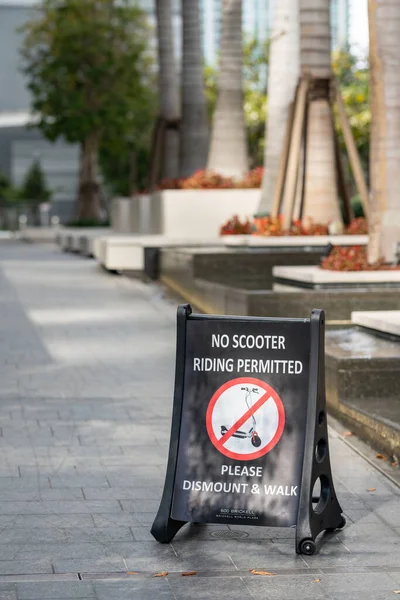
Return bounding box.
[319,246,400,271]
[180,170,234,189]
[220,215,253,235]
[157,168,264,190]
[236,167,263,188]
[344,217,368,235]
[253,216,284,236]
[291,219,329,236]
[251,216,329,237]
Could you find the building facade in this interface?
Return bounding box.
[0,2,79,222]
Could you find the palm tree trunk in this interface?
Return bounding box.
[155,0,180,180]
[258,0,299,215]
[368,0,400,264]
[77,134,101,221]
[300,0,342,226]
[180,0,209,178]
[207,0,249,178]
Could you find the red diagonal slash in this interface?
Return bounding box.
[216,392,272,450]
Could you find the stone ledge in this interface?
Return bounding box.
[273,265,400,289]
[224,234,368,248]
[351,310,400,338]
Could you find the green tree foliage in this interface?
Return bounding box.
[99,81,157,196]
[204,38,269,168]
[20,160,51,204]
[0,171,12,204]
[333,50,370,186]
[0,171,20,230]
[19,160,52,225]
[20,0,153,218]
[0,171,20,205]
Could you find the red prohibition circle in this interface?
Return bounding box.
[206,377,285,461]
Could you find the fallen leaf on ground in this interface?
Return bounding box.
[314,578,321,583]
[249,569,276,576]
[376,453,386,460]
[391,460,399,467]
[182,571,197,577]
[367,488,376,492]
[153,571,168,577]
[343,431,353,437]
[126,572,139,575]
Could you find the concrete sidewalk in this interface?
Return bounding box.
[0,241,399,600]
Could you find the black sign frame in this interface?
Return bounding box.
[151,304,345,555]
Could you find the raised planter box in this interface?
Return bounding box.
[159,254,400,322]
[110,197,141,234]
[147,189,260,238]
[273,265,400,290]
[57,228,113,256]
[325,328,400,456]
[160,245,325,291]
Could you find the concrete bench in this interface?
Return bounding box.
[94,235,223,274]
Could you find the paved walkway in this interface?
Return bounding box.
[0,241,399,600]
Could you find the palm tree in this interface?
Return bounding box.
[180,0,209,178]
[207,0,249,177]
[368,0,400,264]
[155,0,180,179]
[300,0,342,226]
[258,0,299,214]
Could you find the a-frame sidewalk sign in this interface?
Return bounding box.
[151,305,345,555]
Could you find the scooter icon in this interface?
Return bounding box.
[220,387,262,448]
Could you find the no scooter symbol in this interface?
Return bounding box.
[206,377,285,461]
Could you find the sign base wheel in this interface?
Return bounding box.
[299,539,316,555]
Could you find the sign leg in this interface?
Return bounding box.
[151,305,191,543]
[296,309,345,555]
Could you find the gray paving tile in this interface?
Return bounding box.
[93,579,174,600]
[0,515,95,529]
[0,501,121,515]
[243,574,330,599]
[16,581,95,599]
[0,489,85,502]
[329,594,400,600]
[52,557,126,574]
[171,539,308,570]
[319,572,398,593]
[82,487,162,501]
[49,476,110,489]
[0,560,52,575]
[120,500,162,513]
[92,513,155,528]
[62,527,134,543]
[169,576,251,599]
